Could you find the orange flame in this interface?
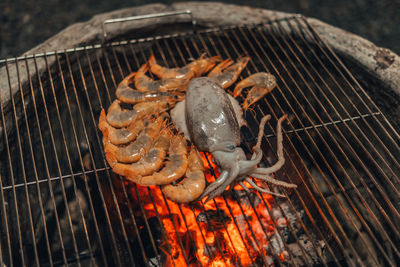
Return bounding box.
[133,153,281,266]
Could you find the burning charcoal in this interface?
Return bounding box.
[130,217,164,266]
[201,243,217,258]
[196,209,231,231]
[267,232,285,256]
[286,234,325,266]
[233,189,261,208]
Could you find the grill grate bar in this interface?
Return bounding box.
[46,52,100,267]
[76,48,138,266]
[132,185,164,267]
[154,39,257,266]
[149,40,243,266]
[271,18,400,236]
[69,49,115,266]
[240,24,371,266]
[1,16,399,267]
[147,187,183,267]
[256,20,395,262]
[122,43,204,266]
[217,27,341,266]
[256,19,400,246]
[177,56,259,267]
[247,24,396,266]
[58,50,116,267]
[266,21,400,255]
[284,19,400,202]
[302,18,400,153]
[154,37,264,266]
[189,35,276,265]
[120,43,195,266]
[24,55,64,267]
[33,55,73,266]
[158,190,192,266]
[0,111,382,191]
[79,48,147,266]
[63,49,120,266]
[0,80,15,267]
[291,19,400,181]
[16,55,55,266]
[88,46,146,266]
[218,28,322,266]
[196,33,276,266]
[205,30,306,266]
[4,62,35,267]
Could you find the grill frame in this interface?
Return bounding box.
[0,15,399,267]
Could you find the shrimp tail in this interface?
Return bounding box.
[98,109,107,131]
[161,147,206,203]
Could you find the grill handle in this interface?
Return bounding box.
[102,10,196,40]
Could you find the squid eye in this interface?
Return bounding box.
[227,145,235,151]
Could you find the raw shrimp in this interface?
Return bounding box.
[106,100,137,128]
[232,72,277,111]
[137,134,188,186]
[208,57,250,89]
[134,63,189,92]
[98,109,144,145]
[104,116,165,165]
[117,87,178,104]
[106,99,172,128]
[161,147,206,203]
[148,54,221,79]
[112,128,172,179]
[115,70,180,104]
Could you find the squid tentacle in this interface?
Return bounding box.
[250,172,297,188]
[198,170,229,200]
[245,177,286,198]
[204,164,240,203]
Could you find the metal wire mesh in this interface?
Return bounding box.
[0,17,399,267]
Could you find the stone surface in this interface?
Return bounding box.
[1,2,399,105]
[1,0,399,58]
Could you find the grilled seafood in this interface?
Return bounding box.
[233,72,277,111]
[99,54,295,203]
[134,63,189,92]
[178,77,296,202]
[148,54,221,79]
[116,75,177,104]
[137,134,188,186]
[111,128,172,179]
[106,99,172,128]
[104,116,165,164]
[208,57,250,89]
[98,109,144,145]
[161,147,206,203]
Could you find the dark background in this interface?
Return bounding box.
[1,0,399,59]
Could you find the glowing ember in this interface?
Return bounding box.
[131,153,285,266]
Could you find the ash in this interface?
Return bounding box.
[235,191,326,266]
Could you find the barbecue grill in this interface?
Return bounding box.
[0,2,399,267]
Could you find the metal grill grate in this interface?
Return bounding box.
[0,17,399,266]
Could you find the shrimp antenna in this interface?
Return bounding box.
[245,106,258,119]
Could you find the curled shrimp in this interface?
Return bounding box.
[106,99,173,128]
[134,63,189,92]
[208,57,250,89]
[148,54,221,79]
[233,72,277,111]
[106,100,137,128]
[137,134,188,186]
[112,128,172,179]
[161,147,206,203]
[98,109,144,145]
[116,71,178,104]
[104,116,165,165]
